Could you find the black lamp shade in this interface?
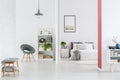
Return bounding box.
[35,9,43,16]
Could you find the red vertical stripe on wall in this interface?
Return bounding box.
[98,0,102,69]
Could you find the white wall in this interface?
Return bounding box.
[102,0,120,71]
[59,0,98,49]
[0,0,16,76]
[16,0,55,59]
[0,0,16,59]
[0,0,16,58]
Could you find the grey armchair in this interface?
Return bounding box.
[20,44,35,62]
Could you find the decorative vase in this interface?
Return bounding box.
[39,46,44,51]
[115,44,120,49]
[47,48,51,51]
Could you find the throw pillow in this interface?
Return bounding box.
[73,44,85,50]
[84,44,93,50]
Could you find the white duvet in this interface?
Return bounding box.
[70,49,98,60]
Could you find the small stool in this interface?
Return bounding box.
[2,58,19,77]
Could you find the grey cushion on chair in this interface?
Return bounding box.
[20,44,35,54]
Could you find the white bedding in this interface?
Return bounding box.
[70,49,98,60]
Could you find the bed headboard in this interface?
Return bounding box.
[70,42,82,50]
[70,42,94,50]
[68,42,94,57]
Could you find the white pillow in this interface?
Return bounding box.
[84,44,93,50]
[73,44,86,50]
[24,50,30,52]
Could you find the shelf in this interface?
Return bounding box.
[38,34,52,36]
[38,42,52,44]
[38,34,53,59]
[39,50,53,52]
[110,56,120,60]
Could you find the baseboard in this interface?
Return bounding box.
[97,67,102,71]
[97,67,115,72]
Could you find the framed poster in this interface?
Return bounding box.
[64,15,76,32]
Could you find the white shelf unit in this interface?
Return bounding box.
[38,35,54,59]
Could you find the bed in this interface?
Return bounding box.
[70,42,98,61]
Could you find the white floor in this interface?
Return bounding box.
[2,60,120,80]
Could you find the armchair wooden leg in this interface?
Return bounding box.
[22,54,25,62]
[29,54,30,62]
[31,54,35,62]
[26,54,29,62]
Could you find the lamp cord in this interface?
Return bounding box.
[38,0,40,9]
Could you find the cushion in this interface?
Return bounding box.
[84,43,93,50]
[24,50,30,54]
[24,50,30,52]
[2,58,19,65]
[73,44,86,50]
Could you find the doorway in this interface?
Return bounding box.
[58,0,100,70]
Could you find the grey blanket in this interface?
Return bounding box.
[72,50,81,60]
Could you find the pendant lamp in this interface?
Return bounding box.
[35,0,43,16]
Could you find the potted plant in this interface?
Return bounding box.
[61,41,66,49]
[44,43,52,51]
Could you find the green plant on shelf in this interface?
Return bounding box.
[44,43,52,51]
